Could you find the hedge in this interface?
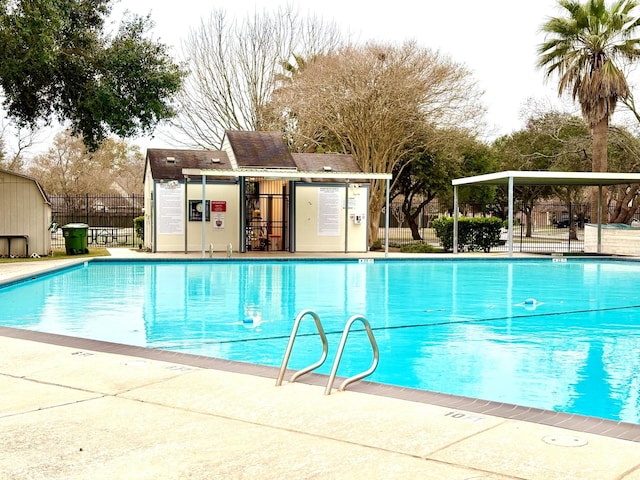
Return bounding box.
[432,216,503,253]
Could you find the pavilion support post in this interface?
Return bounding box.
[184,178,189,255]
[385,178,390,257]
[597,185,602,254]
[201,174,206,258]
[344,182,349,254]
[453,186,459,254]
[239,177,246,253]
[508,176,514,257]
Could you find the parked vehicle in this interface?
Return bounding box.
[554,215,589,228]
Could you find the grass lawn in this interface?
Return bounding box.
[0,247,111,263]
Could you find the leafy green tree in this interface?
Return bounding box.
[0,0,185,150]
[393,129,494,240]
[537,0,640,219]
[493,111,589,237]
[435,136,498,216]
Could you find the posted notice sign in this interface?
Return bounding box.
[211,201,227,212]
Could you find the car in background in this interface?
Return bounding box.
[554,214,589,228]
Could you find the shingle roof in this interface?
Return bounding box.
[144,149,230,182]
[145,132,373,182]
[291,153,362,173]
[225,131,297,169]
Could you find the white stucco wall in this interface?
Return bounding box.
[294,183,369,252]
[584,223,640,255]
[152,181,240,253]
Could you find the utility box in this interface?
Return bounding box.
[62,223,89,255]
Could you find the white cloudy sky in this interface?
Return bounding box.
[113,0,573,147]
[4,0,588,154]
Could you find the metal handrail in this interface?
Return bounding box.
[275,309,328,386]
[324,315,379,395]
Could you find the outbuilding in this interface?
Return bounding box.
[143,131,391,254]
[0,169,52,257]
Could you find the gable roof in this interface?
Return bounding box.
[225,131,297,169]
[146,132,392,182]
[0,168,50,203]
[144,148,230,182]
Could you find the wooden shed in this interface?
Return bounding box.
[0,169,52,257]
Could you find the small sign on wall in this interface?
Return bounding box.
[213,213,225,229]
[211,201,226,212]
[188,200,210,221]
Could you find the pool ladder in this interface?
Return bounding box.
[275,309,379,395]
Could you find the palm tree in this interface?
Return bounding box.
[538,0,640,219]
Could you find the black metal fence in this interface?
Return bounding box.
[379,199,604,254]
[49,194,633,253]
[50,194,143,249]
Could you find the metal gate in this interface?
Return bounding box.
[245,180,288,252]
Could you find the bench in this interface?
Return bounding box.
[0,234,29,257]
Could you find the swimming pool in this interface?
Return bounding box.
[1,257,639,424]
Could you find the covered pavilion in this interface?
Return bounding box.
[451,171,640,255]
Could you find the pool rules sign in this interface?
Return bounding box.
[211,201,226,229]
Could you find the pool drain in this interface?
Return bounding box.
[542,434,588,447]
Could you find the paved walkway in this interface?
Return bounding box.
[2,251,640,479]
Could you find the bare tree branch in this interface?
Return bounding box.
[0,114,45,171]
[270,41,485,242]
[168,6,344,148]
[26,131,142,195]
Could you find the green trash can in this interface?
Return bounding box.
[62,223,89,255]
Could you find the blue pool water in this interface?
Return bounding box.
[1,258,640,424]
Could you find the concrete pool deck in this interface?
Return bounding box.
[2,250,640,479]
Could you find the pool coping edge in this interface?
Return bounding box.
[2,325,639,444]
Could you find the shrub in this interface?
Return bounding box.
[133,216,144,243]
[432,216,503,253]
[400,242,439,253]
